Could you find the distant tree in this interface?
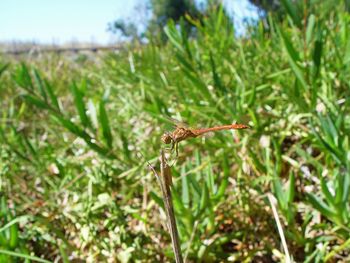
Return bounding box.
[148,0,203,39]
[108,0,246,41]
[108,20,140,41]
[109,0,203,41]
[150,0,198,26]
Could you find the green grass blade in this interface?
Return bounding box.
[13,63,33,90]
[44,79,60,110]
[342,172,350,204]
[278,26,301,63]
[198,183,210,216]
[53,115,85,137]
[287,172,295,204]
[99,100,113,148]
[312,27,323,79]
[273,178,287,210]
[320,177,335,207]
[306,14,315,45]
[0,63,9,77]
[181,166,190,207]
[280,0,302,27]
[164,20,185,53]
[21,95,50,110]
[9,221,19,249]
[0,249,51,263]
[209,51,224,94]
[70,82,90,128]
[307,193,337,221]
[33,69,48,101]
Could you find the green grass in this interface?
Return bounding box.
[1,2,350,262]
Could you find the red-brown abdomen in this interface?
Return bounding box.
[192,124,250,136]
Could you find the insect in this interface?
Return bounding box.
[161,118,250,156]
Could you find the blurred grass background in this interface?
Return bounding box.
[1,0,350,262]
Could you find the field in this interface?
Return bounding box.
[1,3,350,262]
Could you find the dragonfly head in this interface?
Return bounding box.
[161,133,173,144]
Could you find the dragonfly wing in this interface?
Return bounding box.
[164,116,190,128]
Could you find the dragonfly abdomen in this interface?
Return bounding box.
[192,124,249,136]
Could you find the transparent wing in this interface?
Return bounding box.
[166,117,217,138]
[164,116,190,129]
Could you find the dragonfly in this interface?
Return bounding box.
[161,118,250,156]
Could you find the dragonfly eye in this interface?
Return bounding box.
[161,134,172,144]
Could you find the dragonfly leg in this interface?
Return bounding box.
[163,141,175,153]
[168,157,178,167]
[175,142,179,157]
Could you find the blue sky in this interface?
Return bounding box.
[0,0,258,44]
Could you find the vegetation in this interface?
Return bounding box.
[108,0,214,41]
[1,1,350,262]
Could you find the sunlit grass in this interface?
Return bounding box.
[1,2,350,262]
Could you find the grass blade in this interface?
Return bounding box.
[33,69,47,101]
[70,82,90,128]
[0,249,51,263]
[21,94,50,110]
[99,100,113,148]
[44,79,60,110]
[0,63,9,77]
[307,193,338,222]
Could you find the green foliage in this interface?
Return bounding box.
[109,0,206,41]
[148,0,201,37]
[108,19,140,40]
[1,1,350,262]
[0,195,35,263]
[151,0,199,26]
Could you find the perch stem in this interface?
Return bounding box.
[148,150,183,263]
